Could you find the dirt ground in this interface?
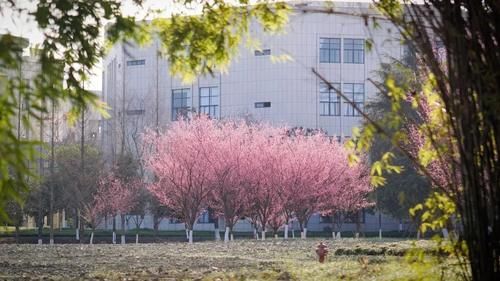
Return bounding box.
[0,239,450,280]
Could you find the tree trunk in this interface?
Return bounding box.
[112,215,116,244]
[355,211,361,239]
[284,224,289,239]
[214,217,220,241]
[135,233,139,244]
[62,209,66,228]
[224,226,230,243]
[120,214,126,245]
[15,225,19,244]
[188,230,193,244]
[90,231,94,245]
[58,211,62,231]
[261,230,266,240]
[153,218,160,240]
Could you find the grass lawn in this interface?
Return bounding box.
[0,239,461,280]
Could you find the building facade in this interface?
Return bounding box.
[101,1,408,233]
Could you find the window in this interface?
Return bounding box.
[319,215,332,223]
[320,38,341,63]
[255,102,271,108]
[319,82,341,116]
[344,39,364,64]
[343,83,364,116]
[197,210,210,223]
[126,59,145,66]
[172,88,191,120]
[199,86,219,118]
[255,49,271,56]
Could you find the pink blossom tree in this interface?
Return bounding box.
[204,120,251,243]
[243,126,286,240]
[145,116,214,243]
[81,197,105,245]
[97,172,137,244]
[320,155,372,239]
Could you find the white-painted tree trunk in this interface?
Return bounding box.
[254,228,258,240]
[50,238,54,245]
[75,228,79,241]
[442,228,449,239]
[136,233,139,244]
[188,230,193,244]
[332,232,336,239]
[274,234,278,239]
[62,209,67,228]
[38,239,43,245]
[399,222,403,232]
[303,228,307,239]
[292,229,295,239]
[215,228,221,241]
[230,233,234,241]
[261,231,266,240]
[112,231,116,244]
[355,232,360,239]
[121,234,125,244]
[224,227,230,243]
[379,229,382,240]
[90,232,94,245]
[185,229,189,239]
[284,225,289,239]
[336,232,341,239]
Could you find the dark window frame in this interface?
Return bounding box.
[343,83,365,116]
[343,38,364,64]
[172,88,191,121]
[199,86,219,118]
[255,102,271,108]
[319,37,341,63]
[319,82,341,116]
[126,59,146,66]
[254,49,271,56]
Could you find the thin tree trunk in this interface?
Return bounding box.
[214,217,220,241]
[120,214,126,244]
[15,225,19,244]
[224,226,230,243]
[112,215,116,244]
[90,231,94,245]
[261,230,266,240]
[49,102,55,245]
[75,209,80,241]
[284,224,289,239]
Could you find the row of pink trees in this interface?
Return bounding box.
[144,116,372,243]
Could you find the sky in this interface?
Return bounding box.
[0,0,372,91]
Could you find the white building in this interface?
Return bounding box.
[102,1,408,233]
